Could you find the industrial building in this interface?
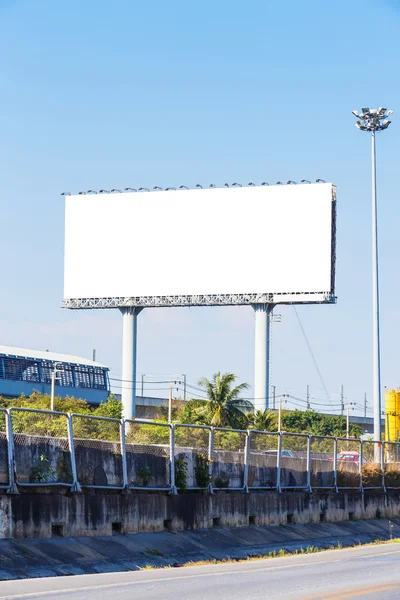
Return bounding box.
[0,345,110,405]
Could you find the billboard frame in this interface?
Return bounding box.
[63,184,336,310]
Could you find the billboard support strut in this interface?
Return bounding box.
[253,304,274,412]
[120,307,143,420]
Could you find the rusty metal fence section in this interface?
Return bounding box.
[310,435,336,490]
[336,438,362,490]
[71,414,124,489]
[280,432,309,490]
[0,408,10,489]
[248,430,279,489]
[9,408,73,486]
[384,442,400,489]
[361,440,384,490]
[212,428,247,490]
[174,424,212,490]
[125,419,172,490]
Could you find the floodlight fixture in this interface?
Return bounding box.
[60,192,71,196]
[276,181,283,185]
[224,183,229,187]
[153,186,163,190]
[209,184,216,188]
[301,180,311,184]
[196,184,203,189]
[352,107,393,132]
[316,179,326,183]
[99,189,110,194]
[179,185,189,190]
[287,180,297,185]
[352,106,393,444]
[248,182,255,186]
[261,182,269,186]
[87,190,98,194]
[138,187,150,192]
[165,187,176,191]
[78,191,86,195]
[232,182,242,187]
[111,189,122,193]
[124,188,137,192]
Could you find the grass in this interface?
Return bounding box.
[135,537,400,572]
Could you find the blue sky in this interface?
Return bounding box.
[0,0,399,415]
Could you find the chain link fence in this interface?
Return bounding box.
[248,430,279,489]
[71,414,123,488]
[9,408,73,486]
[125,420,172,490]
[280,432,309,489]
[336,438,361,489]
[361,441,384,489]
[3,407,400,494]
[174,424,211,490]
[212,428,247,490]
[0,408,9,488]
[384,442,400,488]
[310,435,336,490]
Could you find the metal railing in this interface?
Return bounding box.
[0,407,396,495]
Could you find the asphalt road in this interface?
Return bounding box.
[1,542,400,600]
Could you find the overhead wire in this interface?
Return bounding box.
[292,306,330,402]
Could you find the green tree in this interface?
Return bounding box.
[198,372,252,428]
[248,409,277,432]
[281,409,363,438]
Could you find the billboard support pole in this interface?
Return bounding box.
[120,307,143,420]
[253,304,274,412]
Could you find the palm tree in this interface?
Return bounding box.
[249,409,276,432]
[198,372,253,427]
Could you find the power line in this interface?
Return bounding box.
[293,307,330,401]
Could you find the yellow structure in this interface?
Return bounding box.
[385,389,400,442]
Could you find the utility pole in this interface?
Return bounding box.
[272,385,276,410]
[168,385,173,423]
[50,363,62,412]
[92,349,96,362]
[341,385,344,416]
[307,385,310,410]
[346,402,356,438]
[279,395,288,432]
[364,392,367,419]
[183,374,187,402]
[352,107,393,443]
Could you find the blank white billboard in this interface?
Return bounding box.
[63,183,336,307]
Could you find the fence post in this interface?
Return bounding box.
[169,424,177,495]
[359,440,364,493]
[243,430,250,493]
[5,410,18,494]
[306,435,312,492]
[277,432,282,492]
[120,419,129,493]
[208,427,214,494]
[333,437,338,492]
[381,442,386,492]
[67,414,81,493]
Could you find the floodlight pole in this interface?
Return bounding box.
[120,307,143,420]
[371,129,381,444]
[352,107,392,443]
[253,304,274,412]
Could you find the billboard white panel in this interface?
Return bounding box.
[63,183,336,307]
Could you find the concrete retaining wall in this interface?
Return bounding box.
[1,489,400,539]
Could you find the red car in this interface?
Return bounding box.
[328,451,360,463]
